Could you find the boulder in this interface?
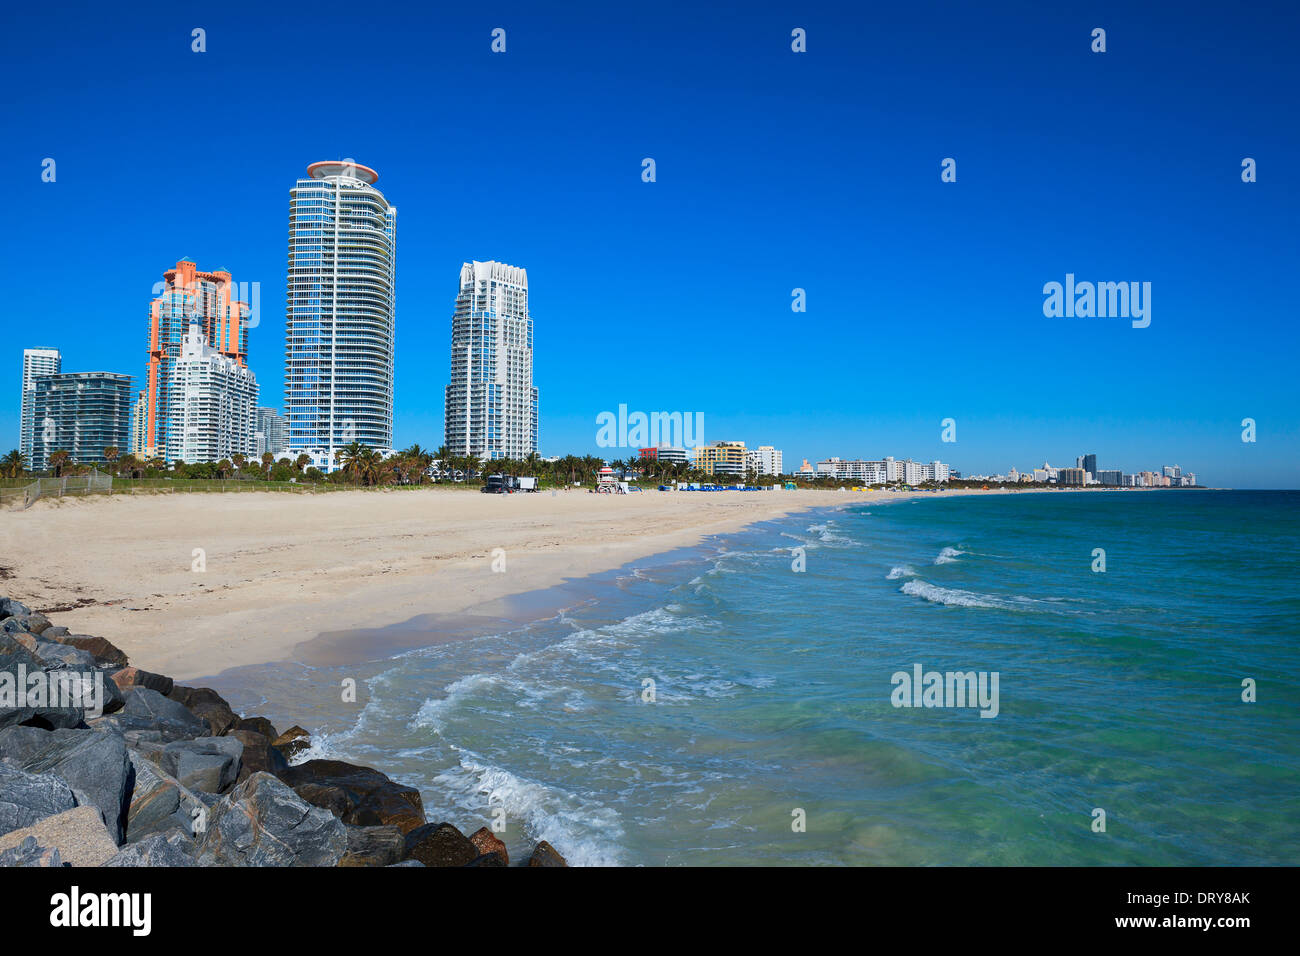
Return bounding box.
[95,686,209,742]
[279,759,426,833]
[233,715,278,739]
[24,613,52,636]
[31,641,99,672]
[160,737,243,793]
[17,727,132,843]
[109,666,174,697]
[465,852,507,867]
[197,772,347,867]
[526,841,569,867]
[0,805,118,866]
[227,729,289,782]
[0,637,85,730]
[0,762,78,837]
[6,632,38,653]
[386,859,424,867]
[41,626,71,639]
[271,725,311,761]
[0,725,56,765]
[339,825,406,867]
[0,597,32,619]
[168,686,238,736]
[0,834,63,867]
[103,831,196,867]
[402,822,478,867]
[468,826,509,865]
[54,635,130,669]
[1,618,29,636]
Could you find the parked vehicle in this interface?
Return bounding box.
[482,474,508,494]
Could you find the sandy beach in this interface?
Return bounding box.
[1,485,1047,680]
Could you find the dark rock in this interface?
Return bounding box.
[0,834,63,867]
[279,759,426,833]
[5,631,37,652]
[526,841,569,867]
[31,641,98,671]
[17,727,131,843]
[0,725,56,765]
[55,635,129,669]
[124,752,209,844]
[109,666,173,697]
[197,772,346,866]
[402,822,477,867]
[0,762,78,837]
[465,852,507,867]
[160,737,242,793]
[1,618,29,636]
[339,824,405,867]
[227,729,288,782]
[0,637,85,731]
[469,826,509,865]
[168,686,238,736]
[0,598,32,619]
[25,613,52,636]
[103,831,196,867]
[386,859,424,867]
[233,715,278,739]
[95,687,209,742]
[271,725,310,760]
[41,626,70,639]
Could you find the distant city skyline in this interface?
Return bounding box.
[1,2,1296,486]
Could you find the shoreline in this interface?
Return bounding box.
[0,485,1154,681]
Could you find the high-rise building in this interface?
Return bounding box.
[130,391,148,456]
[256,408,287,458]
[694,441,747,476]
[1082,454,1097,476]
[1058,467,1086,486]
[444,260,537,461]
[166,324,258,464]
[747,445,784,476]
[1097,469,1123,486]
[30,372,132,471]
[285,161,397,468]
[145,260,251,460]
[19,347,61,462]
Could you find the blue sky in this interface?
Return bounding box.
[2,0,1297,486]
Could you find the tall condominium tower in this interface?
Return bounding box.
[30,372,133,471]
[19,347,61,461]
[145,259,251,460]
[445,260,537,461]
[166,323,259,464]
[255,407,287,457]
[284,161,397,464]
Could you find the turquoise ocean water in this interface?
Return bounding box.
[213,490,1300,865]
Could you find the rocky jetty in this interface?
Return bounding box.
[0,596,567,867]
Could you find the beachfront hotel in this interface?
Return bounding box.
[18,347,60,461]
[693,441,748,476]
[284,161,397,468]
[444,260,538,461]
[816,457,951,483]
[29,371,133,471]
[255,407,287,457]
[165,323,259,464]
[143,260,252,461]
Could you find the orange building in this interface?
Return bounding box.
[143,259,251,458]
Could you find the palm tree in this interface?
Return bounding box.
[356,447,383,486]
[261,452,274,478]
[48,449,70,478]
[231,453,246,477]
[294,453,310,474]
[1,449,26,479]
[335,442,364,482]
[103,446,120,476]
[215,459,232,479]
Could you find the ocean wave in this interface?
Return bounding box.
[934,546,966,564]
[901,579,1008,609]
[433,750,625,866]
[886,565,916,580]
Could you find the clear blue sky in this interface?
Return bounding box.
[2,0,1297,487]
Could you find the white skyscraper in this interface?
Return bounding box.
[284,161,396,468]
[167,324,259,463]
[19,347,61,462]
[445,260,538,461]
